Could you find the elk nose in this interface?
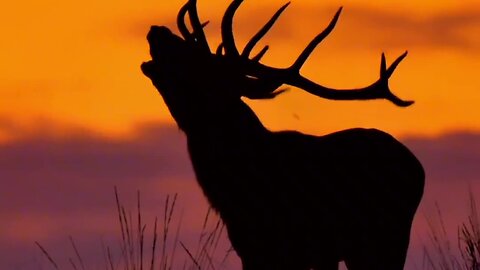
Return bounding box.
[147,26,172,42]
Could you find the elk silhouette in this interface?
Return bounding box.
[141,0,424,269]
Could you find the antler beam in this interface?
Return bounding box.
[227,1,413,106]
[241,50,413,106]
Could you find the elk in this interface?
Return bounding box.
[141,0,424,269]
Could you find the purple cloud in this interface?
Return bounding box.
[2,123,480,269]
[0,124,194,216]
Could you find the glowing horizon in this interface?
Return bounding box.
[1,0,479,141]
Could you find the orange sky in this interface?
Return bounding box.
[1,0,479,141]
[2,2,480,269]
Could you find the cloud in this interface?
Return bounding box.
[127,3,480,53]
[402,131,480,266]
[341,5,480,51]
[0,123,194,216]
[0,122,219,269]
[2,122,480,268]
[0,116,18,134]
[402,131,480,212]
[404,131,480,182]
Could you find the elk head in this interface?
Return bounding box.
[142,0,414,118]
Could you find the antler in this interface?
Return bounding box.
[173,0,413,106]
[219,0,413,106]
[177,0,211,53]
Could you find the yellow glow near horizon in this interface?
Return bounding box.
[0,0,479,141]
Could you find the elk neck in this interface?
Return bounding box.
[179,96,270,144]
[179,96,272,214]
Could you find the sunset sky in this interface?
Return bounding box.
[1,0,480,269]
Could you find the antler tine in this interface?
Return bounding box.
[252,45,269,62]
[383,51,408,79]
[177,2,192,40]
[380,51,413,107]
[221,0,243,56]
[290,7,343,72]
[386,92,414,107]
[187,0,211,52]
[242,2,291,58]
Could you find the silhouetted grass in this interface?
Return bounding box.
[423,191,480,270]
[36,188,231,270]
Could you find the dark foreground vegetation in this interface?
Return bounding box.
[37,189,480,270]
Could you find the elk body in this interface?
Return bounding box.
[142,1,424,269]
